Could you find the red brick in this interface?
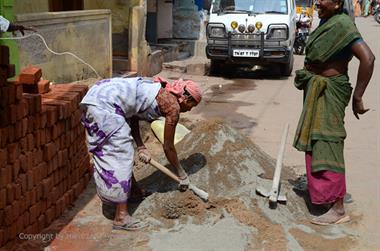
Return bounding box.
[42,105,58,127]
[39,161,48,180]
[0,45,10,65]
[0,148,7,169]
[14,120,22,140]
[0,228,3,247]
[37,79,50,94]
[40,111,47,128]
[15,84,23,101]
[26,151,33,171]
[19,173,27,195]
[12,160,20,181]
[4,205,12,225]
[50,83,88,99]
[19,67,42,85]
[33,149,43,167]
[16,215,23,234]
[26,133,34,152]
[43,142,57,162]
[23,211,30,228]
[11,200,20,221]
[0,166,11,189]
[5,184,14,205]
[45,207,55,224]
[7,83,16,105]
[22,93,42,115]
[19,154,27,173]
[24,191,31,209]
[30,187,37,205]
[21,117,28,137]
[26,170,34,191]
[37,214,46,232]
[9,221,17,240]
[41,98,70,119]
[29,204,40,224]
[6,125,15,144]
[7,143,19,164]
[36,183,42,201]
[0,189,6,209]
[0,107,9,128]
[0,86,9,108]
[9,104,17,124]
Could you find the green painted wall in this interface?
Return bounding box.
[0,0,20,75]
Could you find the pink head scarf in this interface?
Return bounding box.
[153,76,202,103]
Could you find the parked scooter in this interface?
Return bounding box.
[374,1,380,24]
[294,11,311,55]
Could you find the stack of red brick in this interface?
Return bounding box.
[0,45,92,247]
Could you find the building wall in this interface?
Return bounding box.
[15,10,112,82]
[14,0,49,14]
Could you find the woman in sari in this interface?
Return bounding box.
[293,0,375,225]
[80,77,202,230]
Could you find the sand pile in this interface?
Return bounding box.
[130,119,354,250]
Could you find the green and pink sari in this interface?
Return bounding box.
[293,13,362,204]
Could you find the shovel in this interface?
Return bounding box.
[149,159,209,202]
[256,123,289,209]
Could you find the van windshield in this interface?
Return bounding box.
[212,0,288,14]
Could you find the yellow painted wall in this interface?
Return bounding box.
[14,0,49,14]
[84,0,140,33]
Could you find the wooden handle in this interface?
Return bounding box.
[269,123,289,203]
[149,159,181,183]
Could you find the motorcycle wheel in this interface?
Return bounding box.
[294,43,305,55]
[375,13,380,24]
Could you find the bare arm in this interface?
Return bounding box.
[351,41,375,119]
[163,120,187,178]
[130,116,144,148]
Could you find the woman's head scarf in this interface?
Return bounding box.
[154,76,202,103]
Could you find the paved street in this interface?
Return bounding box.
[176,15,379,250]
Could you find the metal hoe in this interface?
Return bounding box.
[256,123,289,209]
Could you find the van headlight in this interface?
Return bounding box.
[207,23,226,38]
[266,24,288,41]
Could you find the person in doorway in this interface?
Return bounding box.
[354,0,362,16]
[0,15,35,35]
[293,0,375,225]
[362,0,372,16]
[80,77,202,230]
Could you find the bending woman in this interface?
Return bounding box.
[80,77,202,230]
[293,0,375,225]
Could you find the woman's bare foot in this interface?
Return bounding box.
[310,199,350,225]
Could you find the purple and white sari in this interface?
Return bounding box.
[80,78,161,203]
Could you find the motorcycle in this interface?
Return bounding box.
[294,12,311,55]
[374,1,380,24]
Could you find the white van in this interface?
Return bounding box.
[206,0,297,76]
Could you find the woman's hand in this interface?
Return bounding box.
[137,146,151,163]
[352,97,370,119]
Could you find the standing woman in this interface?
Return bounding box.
[293,0,375,225]
[80,77,202,230]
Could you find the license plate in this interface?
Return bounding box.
[233,49,260,58]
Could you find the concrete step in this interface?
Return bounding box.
[162,56,210,75]
[112,71,138,78]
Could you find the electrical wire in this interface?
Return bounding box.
[0,33,101,78]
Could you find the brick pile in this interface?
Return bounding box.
[0,45,91,247]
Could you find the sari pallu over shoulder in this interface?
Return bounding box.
[305,13,361,64]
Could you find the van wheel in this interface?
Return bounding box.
[280,52,294,76]
[209,60,223,76]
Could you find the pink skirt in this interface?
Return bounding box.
[305,152,346,204]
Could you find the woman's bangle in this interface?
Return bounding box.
[137,145,146,151]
